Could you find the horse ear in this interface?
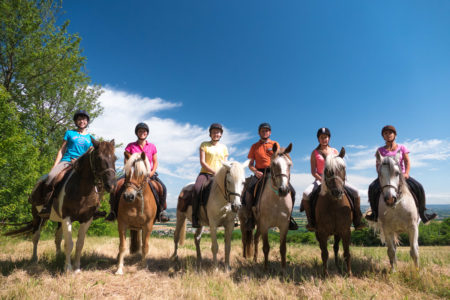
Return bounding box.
[242,159,251,168]
[141,151,146,161]
[376,151,382,164]
[272,143,278,154]
[91,137,99,149]
[124,151,131,160]
[284,143,292,154]
[339,147,345,158]
[110,139,115,146]
[222,161,232,169]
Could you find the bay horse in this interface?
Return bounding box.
[171,160,249,271]
[369,151,419,272]
[6,139,116,273]
[245,143,293,270]
[115,152,157,275]
[314,147,353,276]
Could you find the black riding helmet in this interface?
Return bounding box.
[317,127,331,138]
[73,110,90,122]
[258,123,271,132]
[209,123,223,133]
[135,122,149,135]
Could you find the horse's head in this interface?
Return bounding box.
[91,138,117,192]
[270,143,293,197]
[123,152,151,203]
[221,160,249,212]
[376,151,404,206]
[323,147,346,199]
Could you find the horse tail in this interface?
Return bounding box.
[129,230,141,254]
[178,214,187,246]
[3,221,34,236]
[242,228,254,258]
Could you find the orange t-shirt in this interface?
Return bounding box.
[247,139,279,169]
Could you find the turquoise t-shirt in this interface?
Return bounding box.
[61,130,94,162]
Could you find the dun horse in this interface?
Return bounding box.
[242,143,293,269]
[115,152,157,275]
[369,152,419,272]
[6,139,116,272]
[314,147,353,276]
[171,160,249,270]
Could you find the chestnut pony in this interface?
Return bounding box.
[314,147,353,276]
[115,152,157,275]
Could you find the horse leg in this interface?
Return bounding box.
[386,233,397,272]
[280,228,288,270]
[116,221,127,275]
[194,227,203,268]
[73,218,93,273]
[262,229,270,270]
[171,211,186,261]
[317,233,329,277]
[55,223,63,254]
[342,230,352,276]
[31,217,45,262]
[210,224,219,270]
[333,234,341,270]
[409,225,419,270]
[141,225,152,268]
[61,217,74,272]
[224,222,234,271]
[253,226,260,263]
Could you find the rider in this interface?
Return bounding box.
[245,123,298,230]
[191,123,229,228]
[105,122,169,222]
[300,127,364,232]
[39,110,97,217]
[365,125,437,223]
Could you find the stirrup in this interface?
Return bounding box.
[159,211,170,223]
[93,210,107,220]
[421,212,437,224]
[289,217,298,230]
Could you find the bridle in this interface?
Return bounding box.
[124,177,146,215]
[269,155,291,195]
[222,169,242,203]
[88,147,116,192]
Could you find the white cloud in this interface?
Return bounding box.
[89,87,251,207]
[346,145,368,149]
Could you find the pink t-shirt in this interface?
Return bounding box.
[376,144,409,173]
[314,148,338,175]
[125,141,157,169]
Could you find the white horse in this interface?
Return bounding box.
[370,151,419,272]
[171,160,249,270]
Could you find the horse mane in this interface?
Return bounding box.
[321,154,346,195]
[124,153,151,180]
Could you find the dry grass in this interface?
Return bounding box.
[0,234,449,300]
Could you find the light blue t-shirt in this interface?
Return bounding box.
[61,130,94,162]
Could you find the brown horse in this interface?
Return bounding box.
[5,139,116,273]
[115,152,157,275]
[240,143,293,269]
[314,147,353,276]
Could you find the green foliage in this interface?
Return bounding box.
[0,85,40,222]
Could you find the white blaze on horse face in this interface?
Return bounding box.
[273,155,290,189]
[379,159,400,201]
[228,163,246,210]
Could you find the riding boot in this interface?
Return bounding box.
[365,180,379,222]
[105,192,118,222]
[301,198,315,232]
[159,210,170,223]
[352,196,365,230]
[191,195,201,228]
[407,177,437,224]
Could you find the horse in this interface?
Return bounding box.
[314,147,353,276]
[115,152,157,275]
[5,139,116,273]
[369,151,419,272]
[171,160,249,271]
[243,143,293,270]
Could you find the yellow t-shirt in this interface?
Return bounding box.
[200,141,229,174]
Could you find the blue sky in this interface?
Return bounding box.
[62,1,450,206]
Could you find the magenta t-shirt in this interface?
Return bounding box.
[376,144,409,173]
[125,141,157,169]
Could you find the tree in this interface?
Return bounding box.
[0,0,102,175]
[0,85,40,222]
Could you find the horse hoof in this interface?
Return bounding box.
[115,269,124,275]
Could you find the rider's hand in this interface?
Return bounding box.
[404,173,410,179]
[255,170,263,178]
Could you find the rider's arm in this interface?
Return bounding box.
[248,159,263,179]
[200,148,216,175]
[310,151,322,181]
[52,140,68,169]
[150,153,158,177]
[403,152,411,179]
